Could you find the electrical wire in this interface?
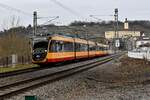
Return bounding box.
[90,14,114,17]
[41,16,59,25]
[37,16,59,19]
[0,3,32,17]
[50,0,80,16]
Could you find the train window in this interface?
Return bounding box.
[49,40,63,52]
[96,46,100,51]
[97,47,99,51]
[96,46,101,51]
[104,47,108,50]
[49,40,54,52]
[33,41,48,50]
[102,47,105,50]
[89,45,91,51]
[100,47,103,50]
[75,43,80,52]
[96,46,98,51]
[104,47,106,50]
[98,47,101,51]
[89,45,96,51]
[33,41,48,53]
[64,42,74,52]
[56,41,64,52]
[75,43,88,52]
[80,44,88,51]
[96,45,108,51]
[49,40,74,52]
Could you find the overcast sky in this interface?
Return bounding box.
[0,0,150,30]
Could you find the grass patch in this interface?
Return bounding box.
[0,64,39,73]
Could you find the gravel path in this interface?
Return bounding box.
[5,60,150,100]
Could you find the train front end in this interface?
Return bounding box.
[32,37,49,64]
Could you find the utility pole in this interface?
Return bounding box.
[33,11,37,36]
[115,8,119,38]
[114,8,119,53]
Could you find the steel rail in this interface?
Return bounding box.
[0,53,122,99]
[0,55,115,89]
[0,55,114,78]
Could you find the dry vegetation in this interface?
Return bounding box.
[0,32,31,57]
[116,56,150,83]
[82,55,150,86]
[0,16,31,58]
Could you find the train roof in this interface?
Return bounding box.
[32,34,108,46]
[51,35,88,44]
[32,36,48,42]
[51,35,74,42]
[88,41,96,45]
[75,38,88,44]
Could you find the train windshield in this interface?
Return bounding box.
[33,41,49,53]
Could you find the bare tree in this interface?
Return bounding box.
[0,15,30,57]
[1,15,21,31]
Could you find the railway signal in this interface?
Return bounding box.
[115,39,120,48]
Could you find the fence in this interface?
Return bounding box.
[128,51,146,59]
[0,55,32,67]
[128,50,150,60]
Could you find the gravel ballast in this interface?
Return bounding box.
[5,57,150,100]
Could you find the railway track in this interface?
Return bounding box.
[0,53,122,99]
[0,66,44,78]
[0,56,108,78]
[0,62,69,78]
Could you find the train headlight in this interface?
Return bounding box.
[36,55,40,58]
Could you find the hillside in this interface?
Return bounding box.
[36,21,150,39]
[1,20,150,38]
[0,20,150,57]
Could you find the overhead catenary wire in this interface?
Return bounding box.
[0,2,32,17]
[90,15,114,17]
[50,0,81,17]
[0,3,60,27]
[89,15,102,21]
[37,16,59,19]
[89,14,116,22]
[41,16,59,25]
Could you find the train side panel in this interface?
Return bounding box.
[89,51,96,57]
[46,52,75,63]
[75,51,88,59]
[95,51,106,56]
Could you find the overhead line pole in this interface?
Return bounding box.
[33,11,37,36]
[114,8,119,53]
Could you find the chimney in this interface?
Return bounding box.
[124,18,129,30]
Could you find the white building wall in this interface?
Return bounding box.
[128,47,150,60]
[136,40,150,47]
[105,31,141,39]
